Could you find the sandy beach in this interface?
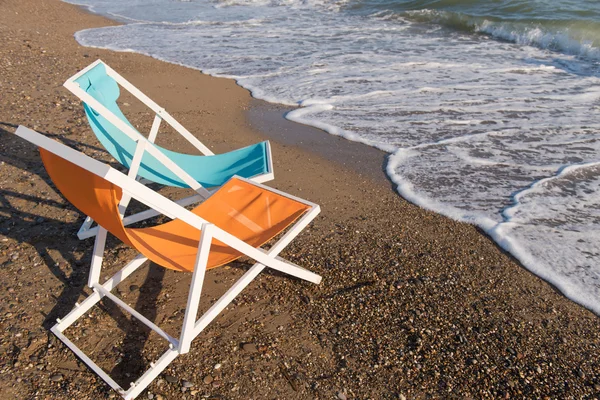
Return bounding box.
[1,0,599,399]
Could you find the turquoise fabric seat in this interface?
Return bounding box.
[74,63,269,188]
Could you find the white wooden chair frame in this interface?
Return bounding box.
[64,60,274,240]
[15,126,319,400]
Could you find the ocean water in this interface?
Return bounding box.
[65,0,600,314]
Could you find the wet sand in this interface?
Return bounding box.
[0,0,599,399]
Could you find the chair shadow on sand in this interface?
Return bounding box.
[0,122,175,387]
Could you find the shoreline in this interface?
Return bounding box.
[247,99,392,186]
[1,0,599,399]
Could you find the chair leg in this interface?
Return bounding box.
[272,255,322,284]
[122,348,179,400]
[77,215,96,240]
[51,253,177,400]
[224,242,322,285]
[117,194,133,217]
[184,257,320,350]
[178,224,213,354]
[190,262,266,340]
[54,254,149,334]
[88,227,107,288]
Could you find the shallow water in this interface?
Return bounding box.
[66,0,600,314]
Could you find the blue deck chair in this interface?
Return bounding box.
[64,60,274,239]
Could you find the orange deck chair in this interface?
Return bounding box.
[14,126,322,400]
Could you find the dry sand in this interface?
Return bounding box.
[0,0,599,399]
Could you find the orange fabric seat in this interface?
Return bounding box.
[40,149,309,272]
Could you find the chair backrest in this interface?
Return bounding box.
[36,139,308,272]
[39,148,133,248]
[74,63,270,188]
